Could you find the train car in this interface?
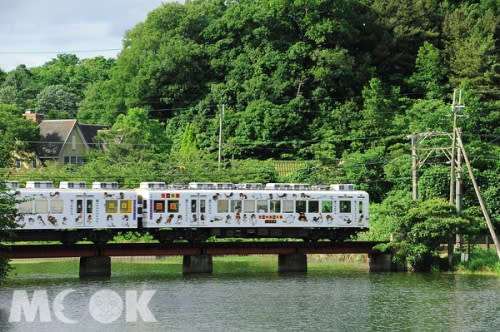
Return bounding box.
[137,182,369,229]
[7,180,368,242]
[12,181,138,230]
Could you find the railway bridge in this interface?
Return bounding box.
[0,241,394,277]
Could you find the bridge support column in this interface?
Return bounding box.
[183,255,213,274]
[278,254,307,273]
[368,253,395,272]
[79,256,111,278]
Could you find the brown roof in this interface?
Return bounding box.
[79,124,107,149]
[38,120,77,158]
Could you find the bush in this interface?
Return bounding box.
[457,248,500,274]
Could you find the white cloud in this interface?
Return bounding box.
[0,0,171,71]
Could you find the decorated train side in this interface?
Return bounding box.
[5,181,369,242]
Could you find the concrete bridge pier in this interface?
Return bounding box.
[278,254,307,272]
[183,255,213,274]
[79,256,111,278]
[368,253,395,272]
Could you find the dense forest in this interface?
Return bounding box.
[0,0,498,268]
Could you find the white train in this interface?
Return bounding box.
[5,181,369,242]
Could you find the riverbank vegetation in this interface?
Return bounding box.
[0,0,498,275]
[455,248,500,274]
[0,187,18,280]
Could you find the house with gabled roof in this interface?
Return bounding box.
[21,111,107,168]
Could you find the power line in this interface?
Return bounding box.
[0,49,121,55]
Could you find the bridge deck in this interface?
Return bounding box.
[0,241,383,259]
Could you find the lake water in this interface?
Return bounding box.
[0,260,499,331]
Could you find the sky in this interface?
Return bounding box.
[0,0,174,72]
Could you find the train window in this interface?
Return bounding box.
[243,200,255,213]
[191,200,197,213]
[106,200,118,213]
[168,200,179,213]
[35,200,48,214]
[359,201,363,214]
[154,200,165,213]
[87,200,93,213]
[230,200,242,212]
[217,200,229,213]
[270,200,281,213]
[18,201,33,214]
[77,200,83,214]
[120,200,132,213]
[50,200,64,214]
[283,200,294,213]
[340,200,351,213]
[200,200,206,213]
[257,200,268,213]
[308,201,319,213]
[295,201,306,213]
[321,201,332,213]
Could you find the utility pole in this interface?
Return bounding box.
[218,104,225,170]
[455,128,462,213]
[456,128,465,261]
[449,89,464,204]
[410,134,418,200]
[455,129,500,260]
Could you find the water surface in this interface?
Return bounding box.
[0,260,498,331]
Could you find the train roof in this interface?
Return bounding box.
[12,181,366,194]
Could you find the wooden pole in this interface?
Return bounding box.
[455,128,500,260]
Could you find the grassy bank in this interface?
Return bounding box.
[6,254,368,280]
[454,248,500,275]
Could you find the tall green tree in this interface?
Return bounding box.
[0,106,39,168]
[443,2,500,100]
[351,78,400,151]
[0,187,18,280]
[0,65,39,109]
[36,84,80,119]
[408,42,447,99]
[96,107,171,160]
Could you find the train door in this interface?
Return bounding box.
[190,194,207,224]
[338,197,354,225]
[354,199,363,224]
[76,194,94,226]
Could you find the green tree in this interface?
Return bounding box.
[36,84,80,119]
[0,65,39,109]
[408,41,447,99]
[0,107,39,167]
[97,107,171,161]
[31,54,80,91]
[176,122,201,162]
[0,68,6,83]
[0,186,18,280]
[351,78,400,151]
[443,3,500,100]
[78,80,127,125]
[375,195,473,271]
[341,146,390,202]
[370,0,444,84]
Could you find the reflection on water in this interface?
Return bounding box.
[0,264,499,331]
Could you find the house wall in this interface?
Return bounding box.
[56,127,88,166]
